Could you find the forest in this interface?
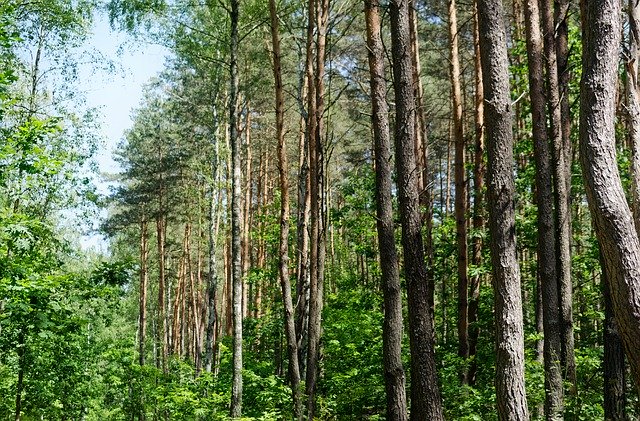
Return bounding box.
[2,0,640,419]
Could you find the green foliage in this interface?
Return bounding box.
[321,282,385,418]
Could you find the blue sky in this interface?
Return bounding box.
[78,11,168,250]
[83,11,168,181]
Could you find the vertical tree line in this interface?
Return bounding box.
[90,0,640,419]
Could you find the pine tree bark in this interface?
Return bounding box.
[268,1,303,418]
[364,1,408,419]
[580,0,640,396]
[306,0,329,417]
[389,1,444,419]
[540,0,576,393]
[523,0,563,416]
[477,0,529,417]
[447,0,469,384]
[603,263,626,420]
[229,0,243,416]
[409,3,435,316]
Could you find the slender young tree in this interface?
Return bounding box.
[477,0,529,417]
[229,0,243,417]
[204,100,221,374]
[268,0,302,417]
[447,0,469,385]
[540,0,576,393]
[364,1,408,418]
[468,3,484,386]
[139,215,149,367]
[523,0,563,416]
[306,0,329,416]
[580,0,640,395]
[389,1,444,419]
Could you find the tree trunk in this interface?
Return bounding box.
[364,1,408,419]
[468,4,484,386]
[306,0,329,417]
[268,1,303,418]
[580,0,640,396]
[298,0,316,384]
[447,0,469,385]
[156,213,168,372]
[627,0,640,234]
[523,0,563,416]
[389,1,444,419]
[139,217,149,367]
[603,264,626,420]
[540,0,576,395]
[204,106,221,373]
[477,0,530,417]
[409,2,435,317]
[229,0,243,416]
[242,109,252,319]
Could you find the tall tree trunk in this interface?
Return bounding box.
[580,0,640,396]
[242,109,252,319]
[229,0,243,416]
[603,262,626,420]
[409,2,435,317]
[295,83,311,384]
[306,0,329,417]
[156,213,168,372]
[627,0,640,234]
[364,1,408,419]
[540,0,576,394]
[268,1,303,418]
[298,0,316,383]
[477,0,530,417]
[204,105,221,373]
[523,0,563,416]
[447,0,469,385]
[389,1,444,419]
[468,3,484,387]
[139,217,149,367]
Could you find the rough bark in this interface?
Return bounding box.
[229,0,243,416]
[477,0,530,417]
[297,0,316,383]
[409,3,435,316]
[523,0,563,416]
[268,1,303,418]
[389,1,444,419]
[540,0,576,393]
[447,0,469,384]
[603,265,626,420]
[364,1,408,419]
[580,0,640,396]
[306,0,328,416]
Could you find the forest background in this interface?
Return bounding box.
[1,0,639,420]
